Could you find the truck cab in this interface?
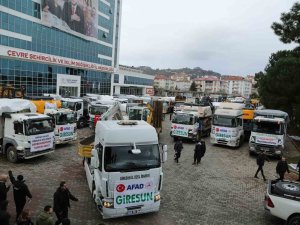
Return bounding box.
[44,108,77,145]
[171,105,212,141]
[128,106,151,123]
[84,120,167,219]
[249,109,289,157]
[210,103,245,147]
[88,101,112,129]
[3,113,55,162]
[61,98,87,128]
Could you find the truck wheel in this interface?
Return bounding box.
[274,181,300,197]
[7,146,18,163]
[288,215,300,225]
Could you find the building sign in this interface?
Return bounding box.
[57,74,81,87]
[114,178,154,208]
[0,46,114,72]
[41,0,98,39]
[146,88,154,96]
[30,132,54,152]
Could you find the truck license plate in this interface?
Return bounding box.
[127,209,141,215]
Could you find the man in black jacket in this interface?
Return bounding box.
[174,139,183,163]
[254,152,269,181]
[276,157,290,181]
[8,170,32,220]
[193,140,206,165]
[53,181,78,225]
[0,175,10,203]
[0,200,10,225]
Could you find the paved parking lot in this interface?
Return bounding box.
[1,119,298,225]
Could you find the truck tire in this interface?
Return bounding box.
[7,146,18,163]
[288,215,300,225]
[78,118,85,129]
[273,181,300,197]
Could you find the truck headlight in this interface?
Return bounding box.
[275,150,282,155]
[154,194,161,202]
[103,201,114,208]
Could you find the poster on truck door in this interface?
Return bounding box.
[114,178,155,208]
[30,133,54,152]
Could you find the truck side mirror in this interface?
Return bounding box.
[161,144,168,163]
[90,149,99,168]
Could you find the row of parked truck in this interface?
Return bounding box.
[170,99,289,157]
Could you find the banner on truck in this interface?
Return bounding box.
[30,133,54,152]
[41,0,98,39]
[172,124,189,137]
[114,178,154,208]
[59,125,74,139]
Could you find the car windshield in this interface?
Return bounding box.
[90,106,108,115]
[172,113,194,125]
[61,101,75,110]
[55,113,75,125]
[252,121,283,135]
[104,144,160,172]
[128,109,142,120]
[25,119,54,135]
[213,115,237,127]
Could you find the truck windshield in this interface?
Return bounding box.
[104,144,160,172]
[55,113,75,125]
[128,109,142,120]
[61,101,75,110]
[90,106,108,115]
[25,119,54,135]
[252,121,283,135]
[172,114,194,125]
[213,115,237,127]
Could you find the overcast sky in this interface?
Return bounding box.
[119,0,298,75]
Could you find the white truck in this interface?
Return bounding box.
[210,103,245,147]
[249,110,289,157]
[83,120,167,219]
[265,180,300,225]
[61,97,89,128]
[88,101,114,129]
[44,106,77,145]
[0,99,55,163]
[170,105,212,141]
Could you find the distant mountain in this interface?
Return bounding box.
[136,66,221,78]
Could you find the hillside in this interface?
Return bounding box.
[136,66,221,78]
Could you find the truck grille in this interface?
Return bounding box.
[217,139,228,145]
[24,148,54,158]
[256,144,275,153]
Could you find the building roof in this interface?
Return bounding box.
[222,76,244,81]
[154,75,172,80]
[193,76,219,81]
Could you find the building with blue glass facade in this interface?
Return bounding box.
[0,0,122,97]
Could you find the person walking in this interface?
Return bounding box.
[254,152,269,181]
[169,104,174,120]
[53,181,78,225]
[8,170,32,221]
[17,209,34,225]
[193,140,206,165]
[36,205,54,225]
[174,139,183,163]
[0,175,10,203]
[296,159,300,181]
[276,157,290,181]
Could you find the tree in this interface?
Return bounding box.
[271,3,300,44]
[256,2,300,129]
[190,81,197,92]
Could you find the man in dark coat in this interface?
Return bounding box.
[193,140,206,165]
[0,200,10,225]
[8,170,32,220]
[254,152,269,181]
[53,181,78,225]
[0,175,10,203]
[174,139,183,163]
[62,0,85,34]
[276,157,290,181]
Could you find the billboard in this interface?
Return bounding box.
[41,0,98,39]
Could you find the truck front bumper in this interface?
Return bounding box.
[210,136,239,147]
[55,136,77,145]
[249,144,282,156]
[21,148,54,159]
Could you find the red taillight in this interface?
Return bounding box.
[265,196,274,208]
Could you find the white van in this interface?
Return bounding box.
[84,120,167,219]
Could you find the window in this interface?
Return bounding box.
[96,143,103,171]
